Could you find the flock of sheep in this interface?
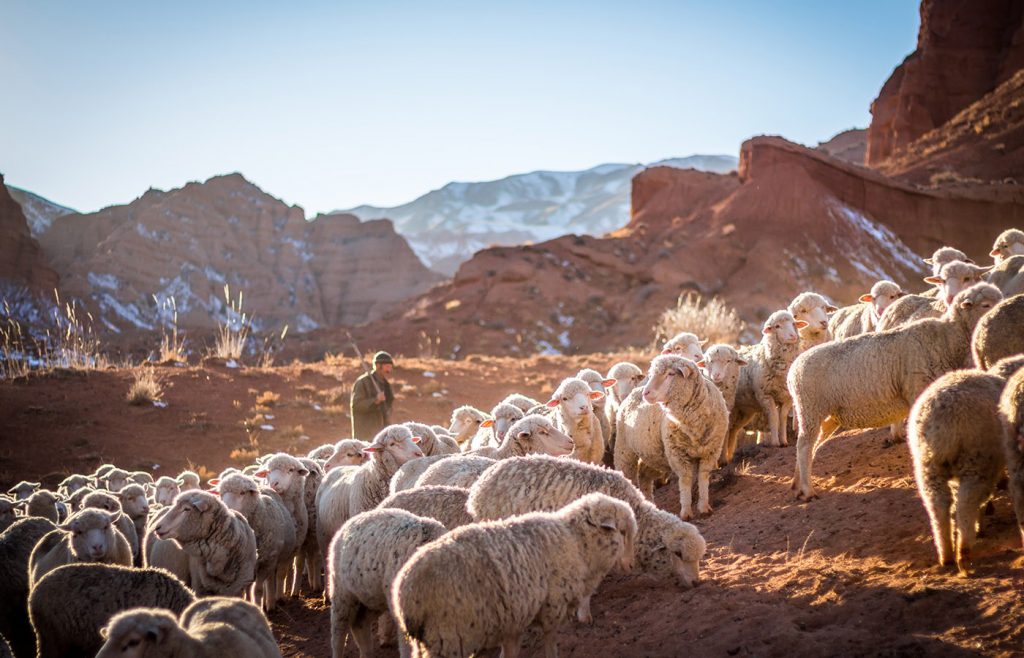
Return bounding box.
[1,228,1023,658]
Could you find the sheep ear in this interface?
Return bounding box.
[958,298,975,310]
[207,478,220,486]
[602,378,617,388]
[253,470,268,478]
[660,348,672,355]
[696,360,706,368]
[297,468,310,476]
[794,320,809,329]
[363,445,382,453]
[990,248,1001,256]
[410,436,422,444]
[924,276,942,284]
[191,496,212,512]
[923,257,934,264]
[761,324,773,334]
[675,365,695,379]
[735,357,749,366]
[965,258,975,264]
[858,294,874,303]
[481,419,495,427]
[825,305,838,313]
[545,399,560,408]
[589,390,605,400]
[516,430,532,442]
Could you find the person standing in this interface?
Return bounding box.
[350,351,395,440]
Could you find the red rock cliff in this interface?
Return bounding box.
[0,173,59,291]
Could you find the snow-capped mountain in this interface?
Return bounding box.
[337,155,738,275]
[6,186,77,236]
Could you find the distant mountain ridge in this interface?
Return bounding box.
[6,185,77,236]
[337,155,738,275]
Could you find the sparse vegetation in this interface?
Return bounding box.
[255,390,281,408]
[126,368,163,405]
[653,292,745,348]
[154,295,187,363]
[212,285,252,361]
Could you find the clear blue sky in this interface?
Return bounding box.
[0,0,919,215]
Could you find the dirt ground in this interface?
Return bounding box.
[2,354,1023,657]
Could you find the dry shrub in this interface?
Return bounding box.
[126,368,163,406]
[316,386,348,405]
[230,447,259,462]
[212,285,251,360]
[653,292,745,348]
[255,390,280,408]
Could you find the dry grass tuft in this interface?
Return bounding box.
[126,368,163,406]
[653,292,745,348]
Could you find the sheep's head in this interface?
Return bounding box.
[176,471,201,491]
[924,260,992,305]
[787,292,836,338]
[256,453,309,496]
[211,472,260,515]
[307,444,337,461]
[859,280,905,320]
[117,484,150,520]
[990,229,1024,264]
[547,377,603,419]
[576,368,616,411]
[761,310,804,346]
[405,422,439,453]
[506,415,574,456]
[154,490,223,542]
[661,332,705,362]
[98,608,180,658]
[153,477,181,506]
[129,471,153,486]
[566,493,638,573]
[104,468,130,493]
[0,495,17,526]
[697,344,748,386]
[638,506,707,589]
[83,490,123,515]
[607,362,644,402]
[642,355,701,406]
[62,508,121,561]
[365,425,424,467]
[924,246,971,276]
[8,481,40,500]
[488,403,525,444]
[58,475,93,498]
[449,406,487,442]
[948,282,1002,327]
[324,439,370,471]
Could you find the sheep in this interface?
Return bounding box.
[130,471,154,486]
[144,506,192,585]
[0,517,57,657]
[602,362,645,460]
[470,402,525,450]
[153,490,258,597]
[58,474,94,498]
[789,283,1004,500]
[405,421,460,456]
[0,496,16,533]
[67,486,93,513]
[393,493,636,658]
[972,293,1024,370]
[615,355,728,519]
[908,369,1017,574]
[788,291,837,351]
[103,467,131,493]
[308,443,339,461]
[117,483,151,552]
[986,255,1024,298]
[416,455,497,489]
[29,563,195,658]
[21,489,61,522]
[990,228,1024,264]
[502,393,543,413]
[94,463,117,481]
[293,457,324,595]
[877,261,989,330]
[698,344,748,413]
[661,331,705,362]
[378,485,474,529]
[471,414,575,460]
[725,310,806,458]
[924,246,971,277]
[7,481,39,500]
[29,508,133,586]
[1000,367,1024,548]
[828,280,905,340]
[446,404,487,450]
[256,453,310,564]
[315,425,424,571]
[576,368,617,447]
[468,455,707,589]
[389,454,450,494]
[546,376,606,463]
[212,472,297,611]
[153,476,181,506]
[97,597,281,658]
[177,470,201,491]
[329,508,447,658]
[83,489,141,562]
[324,439,371,471]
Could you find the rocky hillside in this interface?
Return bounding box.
[38,174,443,335]
[0,174,59,292]
[6,186,76,237]
[338,155,738,275]
[816,129,866,165]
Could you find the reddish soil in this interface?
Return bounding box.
[2,357,1023,657]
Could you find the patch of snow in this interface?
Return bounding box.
[259,424,275,431]
[536,340,561,356]
[87,272,120,290]
[293,314,320,333]
[98,293,154,330]
[422,371,436,378]
[264,413,275,420]
[226,359,239,369]
[152,400,168,408]
[556,331,570,349]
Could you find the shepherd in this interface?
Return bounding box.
[350,350,395,440]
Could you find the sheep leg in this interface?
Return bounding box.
[576,595,593,624]
[695,458,714,516]
[636,462,658,501]
[755,390,781,447]
[614,440,641,489]
[1005,449,1024,548]
[723,411,755,466]
[500,635,522,658]
[378,613,397,647]
[793,413,838,500]
[292,552,306,596]
[541,628,559,658]
[349,605,376,658]
[954,476,990,576]
[778,400,792,447]
[676,457,696,520]
[917,469,954,567]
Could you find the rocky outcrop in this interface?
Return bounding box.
[6,186,76,237]
[867,0,1024,165]
[0,173,59,291]
[39,174,443,334]
[816,129,866,165]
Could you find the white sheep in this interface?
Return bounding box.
[143,506,191,585]
[393,493,636,658]
[602,361,645,459]
[545,376,606,463]
[472,414,574,459]
[308,443,337,461]
[103,468,130,493]
[788,291,837,351]
[999,366,1024,548]
[972,293,1024,369]
[255,453,310,571]
[469,402,525,450]
[990,228,1024,264]
[177,471,201,491]
[57,474,93,499]
[877,260,990,330]
[829,280,905,340]
[661,331,705,361]
[293,457,324,595]
[405,421,460,456]
[323,439,371,472]
[789,283,1004,500]
[29,508,132,587]
[576,368,617,452]
[924,246,971,277]
[389,454,450,494]
[7,481,39,501]
[82,490,141,563]
[502,393,543,414]
[378,485,474,529]
[448,405,488,450]
[986,255,1024,298]
[329,508,446,658]
[615,355,728,519]
[117,483,151,554]
[21,489,61,523]
[153,490,258,597]
[152,476,181,506]
[415,455,497,489]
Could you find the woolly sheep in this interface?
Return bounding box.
[909,363,1024,574]
[924,246,971,277]
[330,508,447,658]
[29,563,195,658]
[378,485,474,529]
[926,261,993,306]
[448,405,488,449]
[0,496,17,533]
[7,481,39,500]
[213,472,297,611]
[29,508,132,586]
[153,490,258,597]
[546,376,606,463]
[94,463,117,480]
[83,489,141,562]
[118,483,151,551]
[0,517,57,657]
[470,402,525,450]
[788,291,837,351]
[67,486,93,513]
[615,355,728,519]
[577,368,617,449]
[293,457,324,595]
[103,468,131,493]
[416,455,497,489]
[153,476,181,506]
[986,255,1024,298]
[502,393,542,414]
[726,310,806,456]
[130,471,154,486]
[877,261,989,330]
[471,414,575,460]
[789,283,1004,500]
[468,455,707,588]
[97,597,281,658]
[999,367,1024,547]
[698,344,748,413]
[972,293,1024,369]
[177,471,201,491]
[308,443,338,461]
[256,453,310,566]
[315,425,424,569]
[22,489,61,522]
[394,492,635,658]
[405,421,460,456]
[389,454,450,494]
[661,331,705,362]
[324,439,371,471]
[58,474,94,498]
[829,280,905,340]
[144,506,191,585]
[990,228,1024,264]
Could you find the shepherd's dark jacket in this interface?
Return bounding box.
[350,370,394,440]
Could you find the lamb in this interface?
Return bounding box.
[828,280,905,340]
[576,368,617,446]
[153,476,181,506]
[615,355,728,519]
[908,364,1024,574]
[213,472,297,611]
[986,255,1024,298]
[448,405,488,449]
[405,421,459,456]
[0,517,57,658]
[7,481,39,500]
[153,490,258,597]
[315,425,424,569]
[972,293,1024,369]
[329,508,447,658]
[546,376,606,463]
[97,597,281,658]
[726,310,806,456]
[698,344,748,413]
[502,393,543,414]
[393,493,636,658]
[661,331,704,361]
[470,402,525,449]
[379,485,474,529]
[415,455,497,489]
[94,463,117,481]
[602,361,645,461]
[28,508,132,586]
[29,563,195,658]
[324,439,371,471]
[294,457,324,595]
[144,506,192,585]
[256,453,310,564]
[990,228,1024,264]
[468,455,707,589]
[117,483,151,551]
[877,260,989,330]
[789,282,1004,500]
[0,496,17,533]
[788,291,837,351]
[83,489,141,562]
[58,474,94,498]
[103,467,131,493]
[1000,367,1024,549]
[177,470,201,491]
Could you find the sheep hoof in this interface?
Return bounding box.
[795,488,818,501]
[679,510,694,521]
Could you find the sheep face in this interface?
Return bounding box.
[490,404,525,444]
[638,516,707,589]
[83,491,122,514]
[990,229,1024,264]
[449,408,485,439]
[608,363,644,402]
[547,378,603,419]
[154,478,181,506]
[642,356,700,405]
[63,508,121,561]
[948,283,1002,326]
[859,281,904,320]
[98,609,179,658]
[59,475,93,497]
[324,440,369,470]
[924,246,970,276]
[154,491,222,542]
[105,470,129,493]
[788,292,836,338]
[261,455,310,496]
[176,471,201,491]
[0,495,17,526]
[762,310,803,345]
[118,485,150,520]
[307,444,336,461]
[698,345,747,385]
[510,416,574,456]
[216,475,260,517]
[8,481,40,500]
[661,332,704,362]
[366,426,424,465]
[925,261,992,305]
